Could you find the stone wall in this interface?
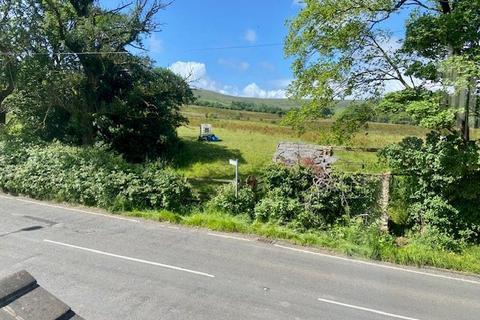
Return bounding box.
[273,142,337,171]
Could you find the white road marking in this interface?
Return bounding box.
[44,239,215,278]
[0,194,138,223]
[207,232,251,242]
[274,244,480,285]
[317,298,421,320]
[167,226,180,230]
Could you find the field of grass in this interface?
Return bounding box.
[193,89,353,111]
[175,105,429,182]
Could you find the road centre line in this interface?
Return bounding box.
[274,244,480,285]
[43,239,215,278]
[317,298,421,320]
[0,194,138,223]
[207,232,251,242]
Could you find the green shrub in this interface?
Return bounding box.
[380,132,480,244]
[207,184,256,217]
[261,163,315,198]
[0,140,193,211]
[254,189,303,224]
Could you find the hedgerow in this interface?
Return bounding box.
[0,139,193,211]
[208,163,381,231]
[380,132,480,248]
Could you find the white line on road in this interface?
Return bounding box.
[0,194,138,223]
[207,232,251,242]
[317,298,421,320]
[274,244,480,285]
[44,239,215,278]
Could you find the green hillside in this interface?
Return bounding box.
[193,89,301,110]
[193,89,353,112]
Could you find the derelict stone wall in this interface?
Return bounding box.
[273,142,336,171]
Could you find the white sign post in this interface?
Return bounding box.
[229,159,239,197]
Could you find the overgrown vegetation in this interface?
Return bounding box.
[1,0,480,276]
[380,132,480,249]
[0,138,193,212]
[1,0,192,162]
[208,164,380,231]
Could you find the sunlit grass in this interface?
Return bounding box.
[122,209,480,274]
[176,106,431,179]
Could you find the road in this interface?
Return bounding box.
[0,193,479,320]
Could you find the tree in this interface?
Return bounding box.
[0,0,41,125]
[1,0,193,161]
[285,0,479,140]
[38,0,168,144]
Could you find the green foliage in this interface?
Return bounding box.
[94,67,193,162]
[380,132,480,245]
[406,98,457,131]
[261,163,315,198]
[284,0,479,141]
[0,140,193,211]
[332,103,374,143]
[254,164,380,230]
[1,1,192,161]
[207,184,256,217]
[254,189,304,224]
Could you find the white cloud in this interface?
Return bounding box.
[169,61,288,99]
[244,29,257,43]
[242,83,287,99]
[219,85,240,96]
[168,61,217,91]
[218,58,250,71]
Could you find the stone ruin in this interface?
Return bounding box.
[273,142,337,172]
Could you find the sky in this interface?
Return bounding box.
[100,0,410,99]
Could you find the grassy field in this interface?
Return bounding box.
[193,89,302,110]
[174,105,430,184]
[193,89,353,111]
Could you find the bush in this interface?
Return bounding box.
[207,184,256,217]
[0,140,193,211]
[380,132,480,244]
[254,189,303,224]
[254,164,380,230]
[261,163,315,198]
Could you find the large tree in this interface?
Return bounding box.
[0,0,41,124]
[1,0,193,161]
[285,0,479,140]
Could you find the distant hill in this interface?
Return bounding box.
[192,89,352,112]
[193,89,301,110]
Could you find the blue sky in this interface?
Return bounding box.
[100,0,410,98]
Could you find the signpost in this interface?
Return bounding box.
[229,159,239,197]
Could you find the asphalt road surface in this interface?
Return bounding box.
[1,193,479,320]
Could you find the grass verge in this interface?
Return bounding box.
[123,209,480,275]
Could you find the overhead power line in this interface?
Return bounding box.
[0,51,129,56]
[0,42,284,56]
